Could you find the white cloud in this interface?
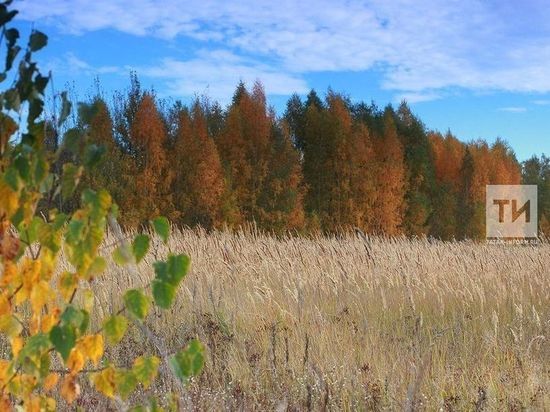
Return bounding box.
[15,0,550,101]
[44,52,120,76]
[497,107,527,113]
[394,91,442,104]
[532,99,550,105]
[138,51,309,103]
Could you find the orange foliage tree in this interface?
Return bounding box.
[172,101,225,228]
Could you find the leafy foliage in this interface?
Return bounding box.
[0,3,203,409]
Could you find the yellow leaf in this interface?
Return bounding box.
[44,373,59,391]
[17,258,41,304]
[11,336,23,357]
[60,375,80,404]
[44,397,56,411]
[67,347,85,375]
[41,308,60,334]
[26,395,41,412]
[30,280,52,313]
[0,360,10,386]
[0,293,11,316]
[30,313,40,335]
[0,180,18,218]
[0,314,22,338]
[58,271,77,301]
[81,334,104,366]
[14,286,29,305]
[40,250,56,281]
[22,258,41,287]
[0,260,17,287]
[82,288,94,312]
[90,366,116,398]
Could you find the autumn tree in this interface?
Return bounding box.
[348,122,377,231]
[122,93,173,225]
[172,101,225,228]
[217,81,272,224]
[489,138,521,185]
[371,108,407,235]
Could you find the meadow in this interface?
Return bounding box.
[76,228,550,411]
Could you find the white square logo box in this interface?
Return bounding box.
[486,185,538,239]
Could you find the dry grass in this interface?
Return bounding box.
[81,229,548,410]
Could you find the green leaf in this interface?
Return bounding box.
[0,8,18,26]
[123,289,150,320]
[84,144,106,168]
[60,306,89,334]
[14,156,30,181]
[153,254,190,286]
[113,243,132,265]
[17,333,50,363]
[87,256,107,277]
[167,254,190,285]
[115,370,138,400]
[3,167,19,191]
[50,325,76,361]
[62,128,82,153]
[103,315,128,345]
[4,88,20,111]
[29,30,48,52]
[61,163,82,200]
[5,44,20,71]
[152,280,176,309]
[132,356,160,389]
[129,406,148,412]
[168,339,204,384]
[152,216,170,243]
[132,234,150,264]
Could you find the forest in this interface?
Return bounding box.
[45,74,550,239]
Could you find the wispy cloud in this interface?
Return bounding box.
[44,52,120,76]
[138,51,309,102]
[15,0,550,102]
[532,99,550,105]
[497,107,527,113]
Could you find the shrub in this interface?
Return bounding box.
[0,2,203,409]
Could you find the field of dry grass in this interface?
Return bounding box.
[82,228,549,410]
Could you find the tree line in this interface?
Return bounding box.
[44,74,550,239]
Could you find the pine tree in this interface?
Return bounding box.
[301,95,327,221]
[284,93,306,150]
[257,119,305,232]
[522,155,550,235]
[396,102,436,236]
[429,131,465,239]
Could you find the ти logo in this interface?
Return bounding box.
[486,185,538,241]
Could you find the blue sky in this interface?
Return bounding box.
[13,0,550,160]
